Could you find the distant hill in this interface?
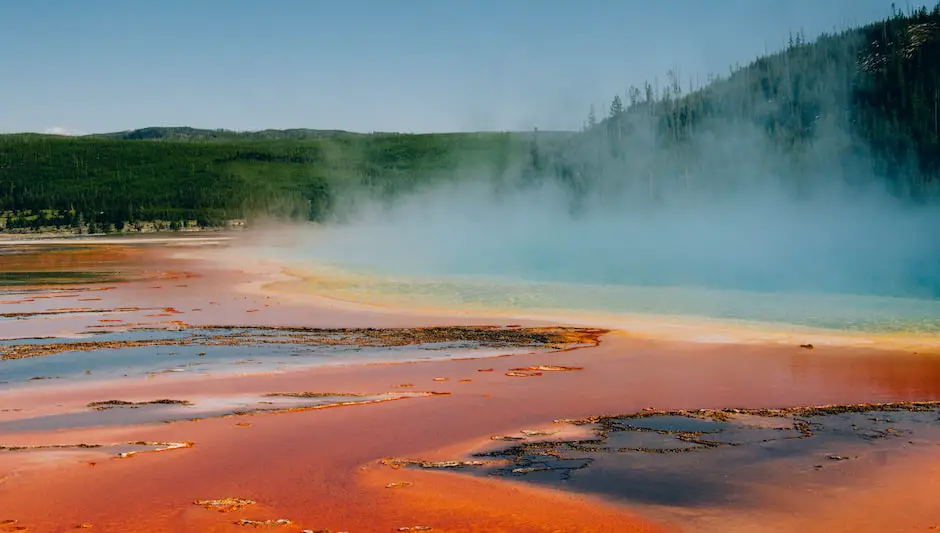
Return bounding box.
[87,126,359,142]
[85,126,573,143]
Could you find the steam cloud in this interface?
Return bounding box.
[281,60,940,302]
[300,180,940,299]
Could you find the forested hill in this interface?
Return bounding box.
[0,131,568,232]
[89,127,356,141]
[533,3,940,207]
[2,4,939,233]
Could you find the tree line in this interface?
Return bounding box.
[0,132,552,232]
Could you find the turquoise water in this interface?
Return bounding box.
[256,194,940,338]
[286,263,940,335]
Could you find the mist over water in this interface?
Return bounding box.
[263,56,940,334]
[304,180,940,299]
[260,175,940,335]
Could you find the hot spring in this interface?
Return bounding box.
[244,180,940,346]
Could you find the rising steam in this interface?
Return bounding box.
[283,111,940,301]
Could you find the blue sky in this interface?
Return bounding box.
[0,0,927,134]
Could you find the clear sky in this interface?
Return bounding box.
[0,0,928,134]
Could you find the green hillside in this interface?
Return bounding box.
[0,131,569,232]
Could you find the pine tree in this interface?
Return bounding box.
[609,95,625,119]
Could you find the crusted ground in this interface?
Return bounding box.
[1,326,605,361]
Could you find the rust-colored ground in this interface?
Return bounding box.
[2,237,940,533]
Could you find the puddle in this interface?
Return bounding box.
[609,414,731,433]
[0,391,433,432]
[604,431,710,451]
[383,403,940,509]
[0,326,596,385]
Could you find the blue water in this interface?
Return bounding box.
[0,327,529,385]
[255,188,940,338]
[282,263,940,335]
